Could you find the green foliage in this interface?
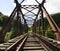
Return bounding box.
[47,31,56,39]
[0,12,8,26]
[0,12,60,42]
[0,26,2,31]
[0,12,11,42]
[51,13,60,28]
[4,29,13,42]
[28,28,32,32]
[45,27,56,39]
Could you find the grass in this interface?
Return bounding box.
[28,28,32,32]
[4,30,13,42]
[0,26,2,31]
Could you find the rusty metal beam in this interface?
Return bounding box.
[42,6,60,41]
[21,5,38,8]
[22,7,36,15]
[33,4,41,24]
[23,7,38,15]
[35,0,46,4]
[40,7,45,36]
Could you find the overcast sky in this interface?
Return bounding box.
[0,0,60,16]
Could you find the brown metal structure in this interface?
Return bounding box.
[41,6,60,40]
[0,0,60,43]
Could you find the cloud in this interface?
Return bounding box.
[2,0,60,27]
[12,0,60,14]
[13,0,60,27]
[12,3,16,7]
[44,0,60,14]
[22,0,38,5]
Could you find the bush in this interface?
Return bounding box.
[46,31,56,39]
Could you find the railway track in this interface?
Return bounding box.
[16,33,47,51]
[0,33,60,51]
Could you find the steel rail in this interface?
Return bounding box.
[16,34,28,51]
[5,34,28,51]
[0,33,60,51]
[35,33,60,51]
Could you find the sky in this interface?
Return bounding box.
[0,0,60,16]
[0,0,60,27]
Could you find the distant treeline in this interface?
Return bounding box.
[0,12,8,26]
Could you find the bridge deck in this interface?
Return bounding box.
[0,33,60,51]
[23,33,46,51]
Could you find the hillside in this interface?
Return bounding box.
[0,12,8,30]
[0,12,24,42]
[52,13,60,28]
